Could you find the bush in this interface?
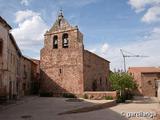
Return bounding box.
[83,94,88,99]
[116,95,126,103]
[39,92,53,97]
[109,72,137,103]
[125,91,134,100]
[104,96,113,100]
[62,93,77,98]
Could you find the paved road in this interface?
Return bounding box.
[0,96,159,120]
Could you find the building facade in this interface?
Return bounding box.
[40,12,110,96]
[30,59,40,94]
[0,16,38,100]
[128,67,160,97]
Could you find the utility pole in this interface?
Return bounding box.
[120,49,148,72]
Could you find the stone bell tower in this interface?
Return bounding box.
[40,10,84,95]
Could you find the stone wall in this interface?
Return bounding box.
[128,67,160,97]
[30,59,40,94]
[0,22,10,92]
[40,12,110,96]
[0,22,21,99]
[19,57,33,96]
[141,73,159,97]
[83,50,110,91]
[0,17,38,99]
[131,72,143,95]
[40,28,84,95]
[6,34,20,98]
[84,91,117,100]
[0,22,9,71]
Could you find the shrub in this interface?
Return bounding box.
[125,91,134,100]
[39,92,53,97]
[104,96,113,100]
[83,94,88,99]
[116,95,126,103]
[109,72,137,103]
[62,93,77,98]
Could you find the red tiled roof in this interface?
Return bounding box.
[128,67,160,73]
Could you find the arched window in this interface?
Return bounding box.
[62,33,68,48]
[53,35,58,49]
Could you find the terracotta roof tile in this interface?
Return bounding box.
[128,67,160,73]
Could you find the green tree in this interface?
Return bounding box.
[109,72,137,101]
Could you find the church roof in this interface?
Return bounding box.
[49,10,75,32]
[0,16,12,30]
[9,33,22,56]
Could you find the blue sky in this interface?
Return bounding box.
[1,0,160,70]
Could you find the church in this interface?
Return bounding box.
[40,11,110,96]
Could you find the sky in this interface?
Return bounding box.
[0,0,160,70]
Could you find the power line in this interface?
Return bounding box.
[120,49,148,72]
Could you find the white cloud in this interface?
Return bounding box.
[20,0,30,6]
[88,27,160,70]
[128,0,160,23]
[57,0,97,7]
[101,43,109,54]
[128,0,160,13]
[113,0,160,71]
[11,10,48,57]
[152,27,160,34]
[128,0,148,12]
[15,10,39,23]
[142,6,160,23]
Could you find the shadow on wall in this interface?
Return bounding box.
[39,70,116,98]
[39,70,77,97]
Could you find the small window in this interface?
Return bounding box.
[10,53,12,63]
[92,80,97,91]
[100,77,102,85]
[59,68,62,74]
[0,40,2,56]
[58,19,62,27]
[53,35,58,49]
[62,33,68,48]
[148,80,152,85]
[23,83,26,90]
